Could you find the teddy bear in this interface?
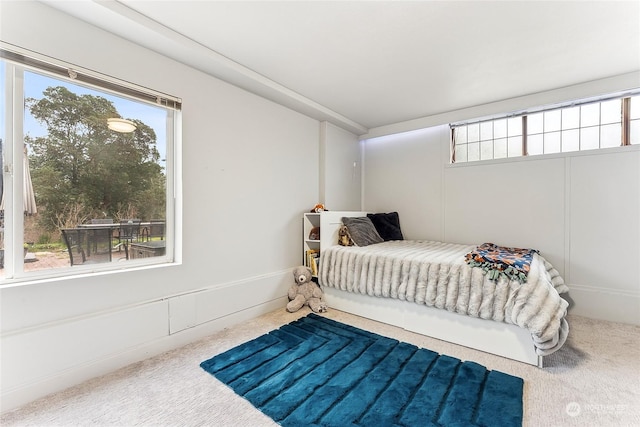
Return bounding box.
[287,266,327,313]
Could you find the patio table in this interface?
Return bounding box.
[129,240,166,259]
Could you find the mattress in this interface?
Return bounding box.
[319,240,569,356]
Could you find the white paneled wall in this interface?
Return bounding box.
[2,276,290,412]
[2,302,168,391]
[363,126,640,325]
[444,157,567,273]
[2,301,169,409]
[169,271,290,334]
[568,151,640,293]
[568,151,640,324]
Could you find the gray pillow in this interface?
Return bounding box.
[341,217,383,247]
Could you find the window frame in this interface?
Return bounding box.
[0,45,180,284]
[450,91,640,164]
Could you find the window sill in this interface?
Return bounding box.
[0,259,179,289]
[447,144,639,168]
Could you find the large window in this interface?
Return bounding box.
[451,93,640,163]
[0,47,180,283]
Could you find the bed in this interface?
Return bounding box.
[316,211,569,367]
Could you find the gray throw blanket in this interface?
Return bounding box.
[319,240,569,356]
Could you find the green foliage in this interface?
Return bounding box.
[25,86,166,231]
[29,242,66,251]
[36,232,53,245]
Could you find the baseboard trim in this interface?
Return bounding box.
[567,283,639,325]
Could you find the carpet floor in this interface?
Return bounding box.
[201,314,523,426]
[1,308,639,426]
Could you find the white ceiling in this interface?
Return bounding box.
[41,1,640,135]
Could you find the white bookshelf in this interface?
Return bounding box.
[302,211,367,276]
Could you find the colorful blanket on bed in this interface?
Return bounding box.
[465,242,538,283]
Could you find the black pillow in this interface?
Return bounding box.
[367,212,404,241]
[341,217,383,247]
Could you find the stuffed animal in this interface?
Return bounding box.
[309,226,320,240]
[310,204,327,213]
[287,266,327,313]
[338,225,353,246]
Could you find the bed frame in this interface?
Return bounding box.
[318,211,543,367]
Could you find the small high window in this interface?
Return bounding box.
[451,93,639,164]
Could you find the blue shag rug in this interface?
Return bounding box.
[200,313,523,427]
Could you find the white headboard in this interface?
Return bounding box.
[319,211,367,252]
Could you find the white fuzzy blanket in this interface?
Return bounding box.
[319,240,569,356]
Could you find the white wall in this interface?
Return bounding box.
[567,151,640,322]
[0,1,327,412]
[363,126,446,240]
[363,109,640,326]
[320,121,361,211]
[443,156,566,269]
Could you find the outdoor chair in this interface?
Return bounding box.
[116,219,141,257]
[141,220,165,242]
[62,228,113,266]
